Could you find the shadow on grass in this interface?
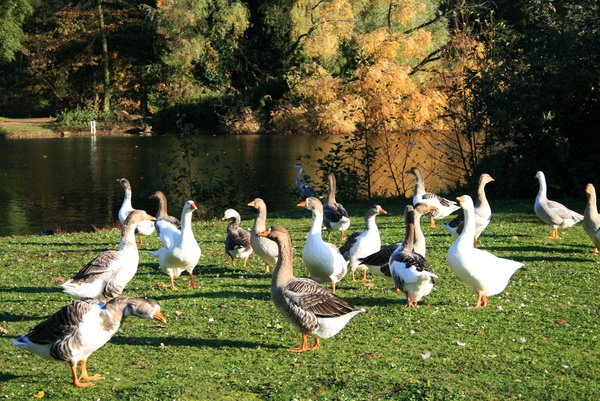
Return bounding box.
[0,372,19,383]
[0,286,63,294]
[110,335,280,350]
[150,289,270,302]
[483,245,593,262]
[0,311,49,323]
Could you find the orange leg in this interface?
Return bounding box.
[189,272,197,289]
[331,282,336,294]
[351,270,358,282]
[290,333,311,353]
[70,364,93,388]
[594,247,599,255]
[243,258,248,267]
[340,231,345,241]
[361,269,367,281]
[138,235,143,244]
[265,263,271,273]
[79,359,103,381]
[327,231,332,241]
[548,228,560,239]
[169,276,178,291]
[471,292,488,308]
[473,237,479,248]
[430,217,436,228]
[312,337,321,350]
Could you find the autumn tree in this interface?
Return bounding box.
[0,0,32,61]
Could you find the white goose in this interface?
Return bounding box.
[117,178,156,244]
[298,197,348,293]
[583,183,600,254]
[148,200,201,290]
[222,208,253,267]
[248,198,279,273]
[408,166,459,227]
[443,173,495,247]
[447,195,523,308]
[290,163,318,199]
[389,205,437,307]
[258,225,366,352]
[322,172,351,241]
[12,296,166,387]
[338,204,387,282]
[534,171,583,238]
[149,191,181,249]
[61,210,147,300]
[359,203,434,279]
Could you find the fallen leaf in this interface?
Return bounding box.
[0,326,8,334]
[556,319,569,324]
[33,391,44,398]
[181,277,189,281]
[175,311,184,316]
[474,330,483,335]
[362,353,378,358]
[362,282,374,288]
[219,304,226,308]
[51,276,66,283]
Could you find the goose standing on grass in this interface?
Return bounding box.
[447,195,523,308]
[389,206,437,307]
[322,172,351,241]
[222,208,253,267]
[298,197,348,293]
[290,163,318,199]
[258,225,366,352]
[248,198,279,273]
[117,178,156,244]
[408,166,459,228]
[359,203,434,279]
[12,296,166,388]
[148,200,201,290]
[338,204,387,282]
[61,210,148,300]
[443,173,495,248]
[534,171,583,239]
[149,191,181,249]
[583,184,600,254]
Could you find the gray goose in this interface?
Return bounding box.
[222,208,253,267]
[258,225,366,352]
[359,203,434,280]
[61,210,148,300]
[389,206,437,307]
[408,166,459,228]
[12,296,166,387]
[534,171,583,239]
[290,163,318,199]
[117,178,156,244]
[443,173,495,248]
[248,198,279,272]
[322,172,351,241]
[338,204,387,282]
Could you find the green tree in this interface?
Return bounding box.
[0,0,32,61]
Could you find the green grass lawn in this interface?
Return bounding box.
[1,199,598,400]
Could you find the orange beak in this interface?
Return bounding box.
[189,201,198,211]
[257,229,270,237]
[248,201,256,207]
[297,200,307,207]
[379,207,388,215]
[153,311,167,323]
[456,195,466,203]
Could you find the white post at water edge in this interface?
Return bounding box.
[90,120,96,135]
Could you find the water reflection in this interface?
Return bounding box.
[0,133,446,237]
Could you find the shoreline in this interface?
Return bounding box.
[0,117,147,139]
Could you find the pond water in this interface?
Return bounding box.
[0,133,445,237]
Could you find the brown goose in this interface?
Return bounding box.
[248,198,279,272]
[61,210,148,300]
[149,191,181,249]
[583,183,600,254]
[258,225,366,352]
[12,296,166,387]
[322,172,351,241]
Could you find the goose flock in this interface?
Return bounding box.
[12,167,592,388]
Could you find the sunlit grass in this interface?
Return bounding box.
[1,199,599,400]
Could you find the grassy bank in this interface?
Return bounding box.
[1,199,598,400]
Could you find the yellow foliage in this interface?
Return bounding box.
[391,0,427,26]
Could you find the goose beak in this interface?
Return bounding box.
[379,207,388,215]
[189,202,198,211]
[257,229,270,237]
[456,195,466,203]
[153,311,167,323]
[297,200,307,207]
[248,201,256,207]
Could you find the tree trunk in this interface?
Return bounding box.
[98,0,110,112]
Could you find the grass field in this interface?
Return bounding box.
[1,198,598,400]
